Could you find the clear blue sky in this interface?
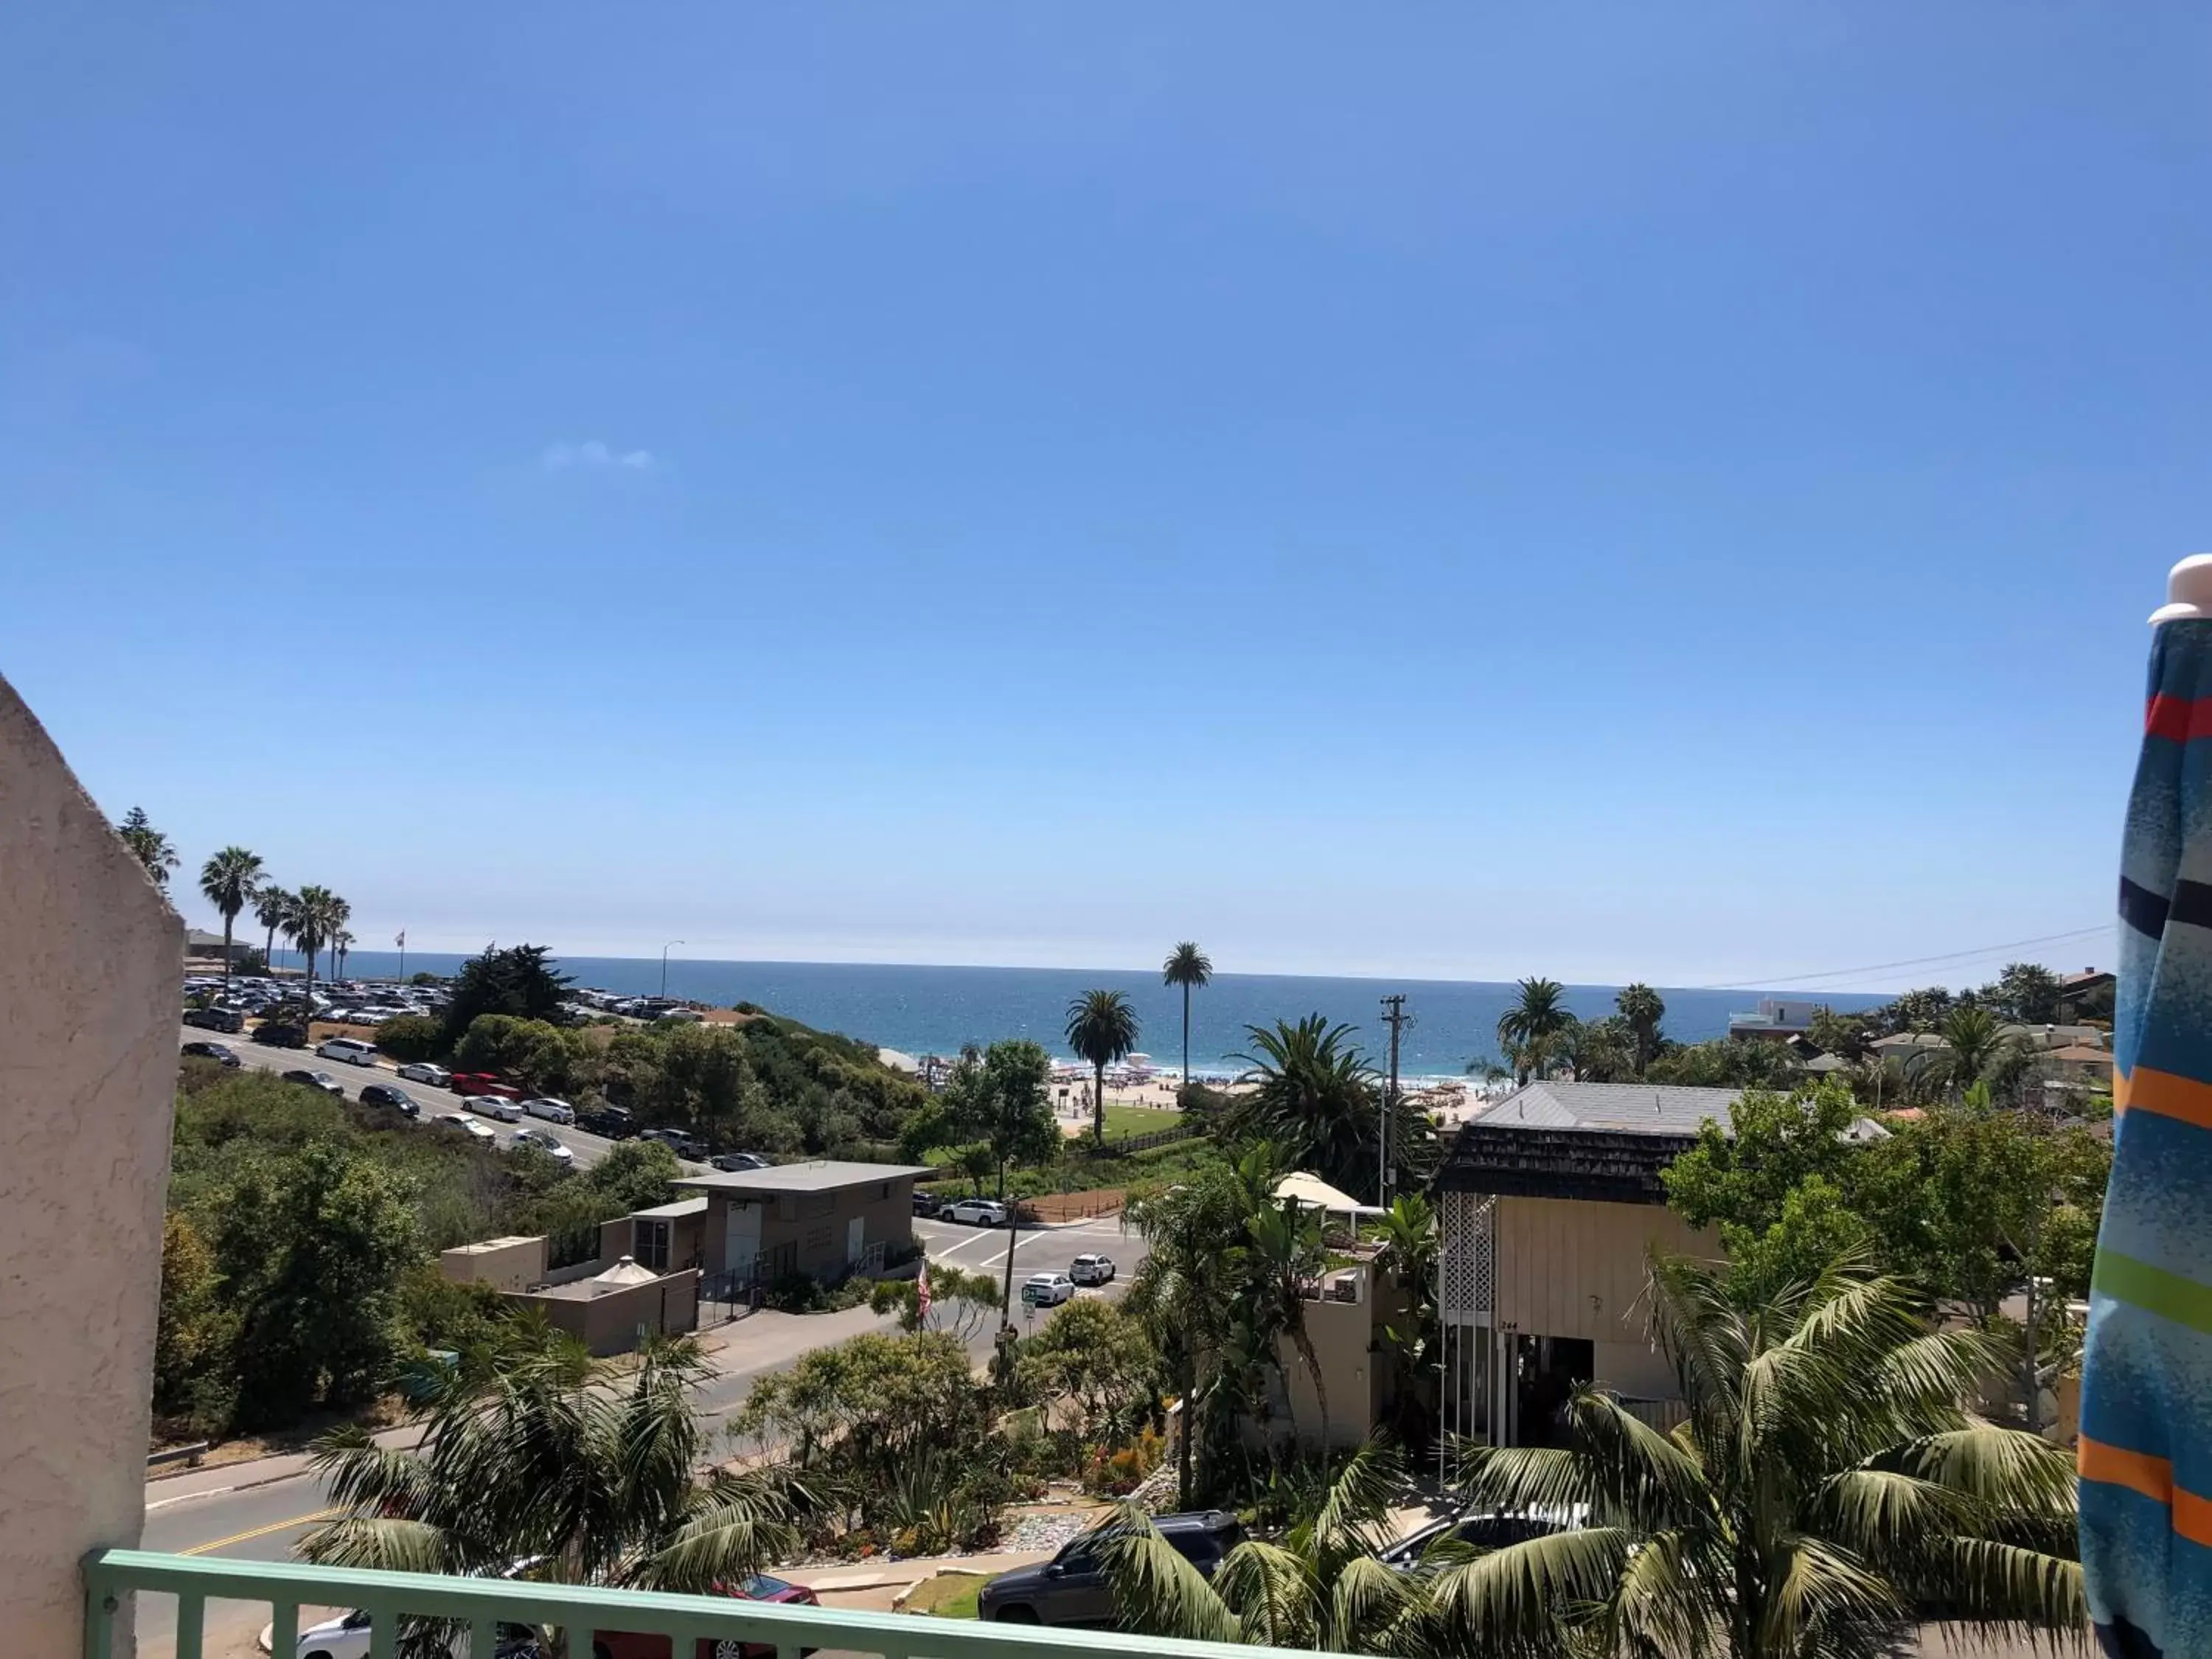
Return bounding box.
[2,4,2201,990]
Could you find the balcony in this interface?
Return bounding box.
[86,1551,1315,1659]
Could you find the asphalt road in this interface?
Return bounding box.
[180,1025,705,1174]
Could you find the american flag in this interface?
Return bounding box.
[914,1262,932,1324]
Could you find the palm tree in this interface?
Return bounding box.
[1615,981,1666,1076]
[1909,1004,2023,1103]
[1562,1015,1638,1082]
[196,847,265,993]
[116,806,178,889]
[1227,1015,1389,1200]
[1091,1437,1416,1650]
[1495,975,1578,1085]
[1065,988,1140,1141]
[1162,942,1214,1088]
[253,884,293,975]
[302,1333,801,1658]
[333,928,355,980]
[287,885,341,1010]
[323,893,352,981]
[1430,1253,2084,1659]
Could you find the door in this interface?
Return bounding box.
[1042,1543,1117,1625]
[846,1214,866,1267]
[724,1200,762,1276]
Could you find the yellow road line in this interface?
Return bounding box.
[181,1507,338,1557]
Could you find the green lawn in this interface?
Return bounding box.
[1096,1102,1183,1141]
[906,1571,984,1619]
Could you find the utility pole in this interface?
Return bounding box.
[1379,994,1408,1208]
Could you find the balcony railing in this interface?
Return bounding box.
[85,1550,1320,1659]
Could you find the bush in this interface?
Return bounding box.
[375,1014,445,1063]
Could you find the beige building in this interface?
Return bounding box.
[437,1231,702,1356]
[1435,1082,1737,1447]
[672,1160,931,1285]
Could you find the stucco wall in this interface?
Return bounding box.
[1275,1278,1379,1451]
[513,1271,700,1356]
[0,676,183,1657]
[439,1236,547,1293]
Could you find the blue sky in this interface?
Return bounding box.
[1,4,2201,989]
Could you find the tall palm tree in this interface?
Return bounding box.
[1092,1437,1414,1651]
[1161,942,1214,1088]
[1909,1004,2022,1103]
[333,928,355,980]
[1430,1253,2084,1659]
[324,893,352,981]
[1496,975,1578,1085]
[196,847,264,993]
[1227,1015,1390,1200]
[116,806,178,889]
[302,1334,801,1658]
[287,885,341,1010]
[253,884,293,975]
[1615,981,1666,1076]
[1065,988,1140,1141]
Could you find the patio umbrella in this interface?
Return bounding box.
[2079,555,2212,1659]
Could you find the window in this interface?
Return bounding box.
[636,1218,670,1271]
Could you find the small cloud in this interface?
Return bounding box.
[541,439,661,473]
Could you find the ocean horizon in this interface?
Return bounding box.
[301,950,1881,1082]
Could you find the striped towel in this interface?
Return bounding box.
[2081,617,2212,1659]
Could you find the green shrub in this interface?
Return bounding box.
[375,1014,445,1063]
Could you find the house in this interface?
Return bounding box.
[671,1158,932,1285]
[2057,968,2117,1023]
[1432,1082,1742,1447]
[1727,998,1822,1041]
[184,926,256,964]
[2040,1043,2117,1088]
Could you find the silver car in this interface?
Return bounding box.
[521,1096,575,1125]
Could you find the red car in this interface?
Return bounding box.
[591,1574,819,1659]
[448,1071,522,1100]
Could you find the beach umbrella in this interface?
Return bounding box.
[2080,555,2212,1658]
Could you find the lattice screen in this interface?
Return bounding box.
[1439,1190,1495,1319]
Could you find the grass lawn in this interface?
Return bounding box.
[905,1571,986,1619]
[1096,1101,1183,1141]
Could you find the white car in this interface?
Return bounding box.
[437,1111,498,1143]
[1022,1272,1076,1307]
[510,1127,575,1165]
[1069,1253,1116,1285]
[945,1197,1010,1227]
[291,1608,534,1658]
[465,1094,524,1124]
[521,1096,575,1125]
[315,1037,380,1067]
[397,1062,451,1087]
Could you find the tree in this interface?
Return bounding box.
[1562,1015,1638,1083]
[1645,1034,1800,1089]
[1985,962,2064,1026]
[1909,1004,2025,1104]
[1371,1194,1439,1453]
[1496,976,1577,1085]
[580,1138,686,1215]
[1018,1297,1158,1444]
[871,1262,1003,1344]
[1885,984,1956,1034]
[453,1014,582,1094]
[1162,942,1214,1088]
[253,883,293,974]
[302,1335,801,1657]
[284,884,344,1011]
[333,928,355,979]
[321,893,352,981]
[197,847,265,992]
[116,805,178,888]
[373,1012,445,1063]
[1435,1254,2083,1659]
[734,1329,989,1488]
[153,1211,236,1436]
[1065,988,1140,1142]
[1093,1438,1414,1651]
[1808,1004,1874,1062]
[1223,1015,1421,1201]
[439,944,576,1048]
[1615,981,1666,1076]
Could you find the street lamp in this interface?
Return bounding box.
[661,940,684,998]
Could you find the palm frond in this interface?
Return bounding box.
[1894,1423,2079,1517]
[1088,1503,1245,1644]
[1328,1553,1418,1653]
[1304,1437,1408,1568]
[1455,1444,1594,1519]
[1213,1540,1322,1649]
[1757,1534,1902,1658]
[1560,1389,1712,1529]
[1816,1468,1972,1564]
[1422,1526,1635,1652]
[1603,1525,1721,1659]
[1903,1540,2087,1637]
[297,1516,461,1576]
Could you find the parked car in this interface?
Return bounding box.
[710,1150,769,1172]
[254,1022,307,1048]
[293,1607,541,1658]
[182,1005,245,1032]
[592,1572,821,1659]
[1021,1272,1076,1307]
[521,1096,576,1125]
[577,1104,636,1138]
[945,1197,1010,1227]
[448,1071,523,1100]
[911,1189,944,1217]
[396,1062,451,1087]
[436,1110,498,1143]
[639,1127,706,1158]
[1375,1505,1585,1571]
[465,1093,524,1124]
[510,1126,575,1165]
[359,1083,421,1117]
[1069,1253,1116,1286]
[282,1068,345,1097]
[316,1037,381,1067]
[181,1040,241,1068]
[980,1511,1245,1625]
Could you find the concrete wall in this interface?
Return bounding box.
[514,1271,701,1356]
[1497,1196,1715,1394]
[1275,1274,1380,1451]
[439,1236,547,1293]
[0,676,183,1658]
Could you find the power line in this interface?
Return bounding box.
[1686,923,2114,993]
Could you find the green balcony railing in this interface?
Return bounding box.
[84,1549,1323,1659]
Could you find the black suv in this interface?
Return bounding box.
[360,1082,421,1117]
[577,1105,636,1138]
[181,1040,241,1067]
[979,1512,1244,1625]
[183,1006,245,1033]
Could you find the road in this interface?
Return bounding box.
[138,1203,1140,1654]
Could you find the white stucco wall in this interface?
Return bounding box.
[0,675,182,1657]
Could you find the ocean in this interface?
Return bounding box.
[310,951,1882,1083]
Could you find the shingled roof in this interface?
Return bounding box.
[1430,1082,1742,1204]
